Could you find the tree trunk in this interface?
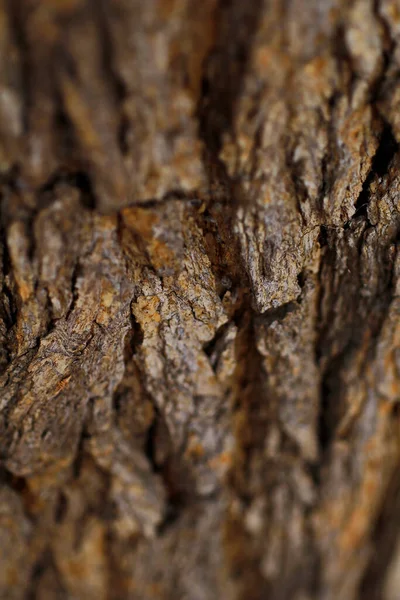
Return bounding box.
[1,1,400,599]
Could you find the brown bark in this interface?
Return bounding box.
[1,1,400,599]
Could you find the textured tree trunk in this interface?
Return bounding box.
[1,1,400,599]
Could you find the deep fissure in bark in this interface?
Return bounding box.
[354,121,398,219]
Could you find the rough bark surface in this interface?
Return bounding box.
[1,1,400,599]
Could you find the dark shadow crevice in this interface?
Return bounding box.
[353,121,398,220]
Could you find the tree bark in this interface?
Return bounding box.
[1,1,400,599]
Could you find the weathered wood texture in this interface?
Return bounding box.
[1,1,400,599]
